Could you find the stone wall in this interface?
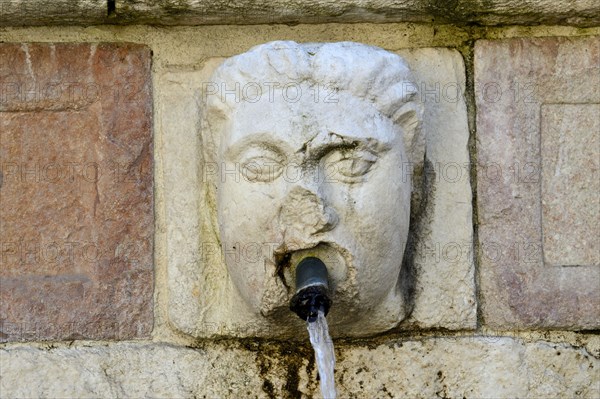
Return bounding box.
[0,18,599,399]
[1,0,600,26]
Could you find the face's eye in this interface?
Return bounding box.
[322,149,378,183]
[241,152,285,183]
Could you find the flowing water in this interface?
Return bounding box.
[307,310,336,399]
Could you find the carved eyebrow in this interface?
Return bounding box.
[306,133,389,160]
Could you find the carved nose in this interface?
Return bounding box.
[279,186,338,236]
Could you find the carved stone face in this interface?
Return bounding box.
[216,82,412,327]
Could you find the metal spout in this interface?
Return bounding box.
[289,257,332,322]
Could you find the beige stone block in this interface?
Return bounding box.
[0,338,598,398]
[400,48,476,330]
[475,36,600,329]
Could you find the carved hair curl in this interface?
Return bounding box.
[202,41,420,163]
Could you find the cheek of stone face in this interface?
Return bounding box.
[218,179,285,304]
[336,148,408,303]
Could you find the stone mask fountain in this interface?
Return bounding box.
[201,41,423,340]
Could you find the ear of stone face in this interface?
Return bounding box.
[395,101,425,170]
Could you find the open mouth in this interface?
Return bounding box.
[273,242,349,294]
[273,242,319,290]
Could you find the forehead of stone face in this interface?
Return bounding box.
[221,90,399,156]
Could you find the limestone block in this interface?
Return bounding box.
[1,0,599,27]
[0,337,598,398]
[0,43,154,341]
[336,338,599,398]
[400,48,476,330]
[475,36,600,329]
[114,0,600,27]
[0,343,266,398]
[0,1,108,26]
[157,43,474,339]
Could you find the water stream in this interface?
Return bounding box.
[307,310,336,399]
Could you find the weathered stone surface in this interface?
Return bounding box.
[1,0,599,27]
[205,41,420,337]
[0,1,108,27]
[540,104,599,267]
[400,48,476,331]
[114,0,600,27]
[0,43,154,341]
[158,46,474,339]
[157,64,225,339]
[0,337,598,398]
[475,36,600,329]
